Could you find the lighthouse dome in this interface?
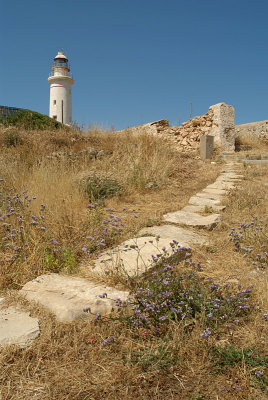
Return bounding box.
[54,51,69,68]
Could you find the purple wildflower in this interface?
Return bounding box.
[101,336,114,346]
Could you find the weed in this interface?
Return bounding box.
[229,216,268,269]
[84,176,122,202]
[211,345,267,369]
[111,254,254,336]
[4,130,22,147]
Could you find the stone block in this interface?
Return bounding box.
[188,196,222,206]
[89,236,190,277]
[209,103,235,151]
[0,305,40,347]
[20,274,129,322]
[182,204,226,212]
[200,135,214,159]
[138,225,208,245]
[163,211,221,230]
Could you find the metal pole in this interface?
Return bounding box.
[190,101,192,119]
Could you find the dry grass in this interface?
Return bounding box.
[0,126,267,399]
[0,126,221,289]
[235,133,268,152]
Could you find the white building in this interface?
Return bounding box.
[48,50,74,125]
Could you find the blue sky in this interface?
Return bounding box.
[1,0,268,130]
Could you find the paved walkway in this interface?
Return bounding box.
[0,161,244,347]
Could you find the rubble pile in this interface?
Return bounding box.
[156,109,214,152]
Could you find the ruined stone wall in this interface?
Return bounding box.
[114,120,169,136]
[209,103,235,151]
[114,102,236,152]
[0,105,22,119]
[157,109,214,152]
[235,120,268,141]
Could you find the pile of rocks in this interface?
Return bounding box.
[157,110,214,152]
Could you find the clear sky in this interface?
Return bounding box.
[1,0,268,130]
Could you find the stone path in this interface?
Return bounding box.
[0,160,244,347]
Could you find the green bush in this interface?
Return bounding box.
[84,177,122,202]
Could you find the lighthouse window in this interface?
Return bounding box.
[53,115,57,120]
[53,100,56,105]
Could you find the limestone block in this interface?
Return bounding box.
[20,274,129,322]
[89,236,190,277]
[0,305,40,347]
[188,196,222,206]
[209,103,235,151]
[182,204,226,212]
[163,211,221,230]
[206,182,236,190]
[138,224,208,245]
[200,135,214,159]
[195,192,224,200]
[202,188,229,195]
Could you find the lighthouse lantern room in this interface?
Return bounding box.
[48,49,74,125]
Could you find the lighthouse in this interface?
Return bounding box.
[48,49,74,125]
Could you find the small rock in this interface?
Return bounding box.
[0,305,40,348]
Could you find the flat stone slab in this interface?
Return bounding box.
[20,274,129,322]
[215,176,242,183]
[89,236,190,277]
[0,305,40,347]
[163,211,221,230]
[138,224,208,245]
[202,188,228,195]
[189,196,222,206]
[182,204,226,212]
[219,172,243,179]
[206,182,236,190]
[195,192,223,200]
[243,160,268,165]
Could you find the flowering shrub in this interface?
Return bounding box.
[125,257,253,336]
[81,205,125,258]
[0,183,50,265]
[229,216,268,269]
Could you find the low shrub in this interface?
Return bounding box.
[229,216,268,269]
[3,130,22,147]
[84,176,122,202]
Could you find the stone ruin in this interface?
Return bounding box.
[115,102,236,153]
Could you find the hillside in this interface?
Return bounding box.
[0,109,64,130]
[0,124,267,400]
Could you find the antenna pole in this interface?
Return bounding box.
[190,101,192,119]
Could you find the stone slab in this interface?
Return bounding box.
[243,160,268,165]
[215,175,242,183]
[182,204,226,212]
[188,196,222,206]
[0,305,40,347]
[20,274,129,322]
[138,224,208,245]
[219,172,243,179]
[195,192,223,200]
[163,211,221,230]
[206,182,236,190]
[200,135,214,159]
[202,188,228,195]
[89,236,190,277]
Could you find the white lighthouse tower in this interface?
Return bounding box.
[48,49,74,125]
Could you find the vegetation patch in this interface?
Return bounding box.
[0,109,63,130]
[84,176,122,202]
